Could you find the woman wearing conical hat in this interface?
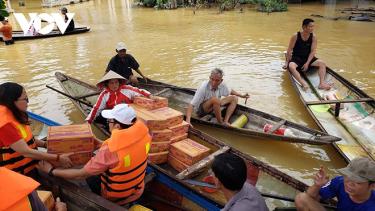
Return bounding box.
[86,71,151,124]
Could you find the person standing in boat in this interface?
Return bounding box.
[38,104,152,206]
[106,42,148,85]
[211,153,268,211]
[185,68,249,126]
[86,71,151,125]
[0,82,73,177]
[0,16,14,45]
[60,7,75,33]
[295,157,375,211]
[285,18,331,91]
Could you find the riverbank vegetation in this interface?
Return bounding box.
[137,0,288,13]
[0,0,9,17]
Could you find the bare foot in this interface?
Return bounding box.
[318,83,331,90]
[223,122,231,127]
[300,82,309,91]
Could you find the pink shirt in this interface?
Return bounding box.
[84,145,118,175]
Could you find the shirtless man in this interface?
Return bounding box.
[285,18,331,90]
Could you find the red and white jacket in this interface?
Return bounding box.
[86,84,151,124]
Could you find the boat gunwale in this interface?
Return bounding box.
[139,78,340,144]
[1,27,90,41]
[285,66,375,163]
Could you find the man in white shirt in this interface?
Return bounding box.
[186,68,249,126]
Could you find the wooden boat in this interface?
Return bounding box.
[0,27,90,41]
[29,110,310,210]
[286,67,375,162]
[54,71,340,145]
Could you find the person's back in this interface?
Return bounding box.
[222,182,268,211]
[211,153,268,211]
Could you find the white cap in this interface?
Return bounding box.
[101,104,136,125]
[116,42,127,51]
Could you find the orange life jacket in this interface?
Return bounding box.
[100,120,151,205]
[0,106,37,174]
[0,167,39,211]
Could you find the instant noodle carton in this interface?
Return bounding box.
[170,133,188,143]
[150,141,171,153]
[47,124,94,166]
[168,154,190,172]
[148,151,169,164]
[133,96,168,110]
[169,139,210,166]
[168,121,189,137]
[132,105,183,130]
[151,129,173,142]
[37,191,55,211]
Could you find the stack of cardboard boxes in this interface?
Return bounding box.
[47,124,95,166]
[131,96,189,164]
[132,96,210,172]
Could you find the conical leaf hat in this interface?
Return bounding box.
[96,70,127,88]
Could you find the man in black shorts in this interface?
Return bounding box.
[285,18,331,91]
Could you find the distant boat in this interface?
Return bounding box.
[0,26,90,41]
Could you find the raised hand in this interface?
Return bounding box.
[314,166,329,187]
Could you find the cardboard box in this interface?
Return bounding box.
[148,151,169,164]
[37,190,55,211]
[170,133,188,143]
[134,96,168,110]
[132,105,183,130]
[47,124,94,165]
[168,121,189,137]
[169,139,210,166]
[69,151,93,166]
[168,154,190,172]
[151,129,173,142]
[150,141,171,153]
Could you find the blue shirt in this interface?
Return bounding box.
[319,176,375,211]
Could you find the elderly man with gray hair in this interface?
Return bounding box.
[186,68,249,126]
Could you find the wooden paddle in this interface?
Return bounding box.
[138,82,195,92]
[46,85,93,108]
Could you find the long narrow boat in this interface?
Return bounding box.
[286,67,375,162]
[0,27,90,41]
[30,111,310,210]
[54,72,340,145]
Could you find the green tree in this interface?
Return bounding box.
[0,0,10,18]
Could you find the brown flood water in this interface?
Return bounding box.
[1,0,374,184]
